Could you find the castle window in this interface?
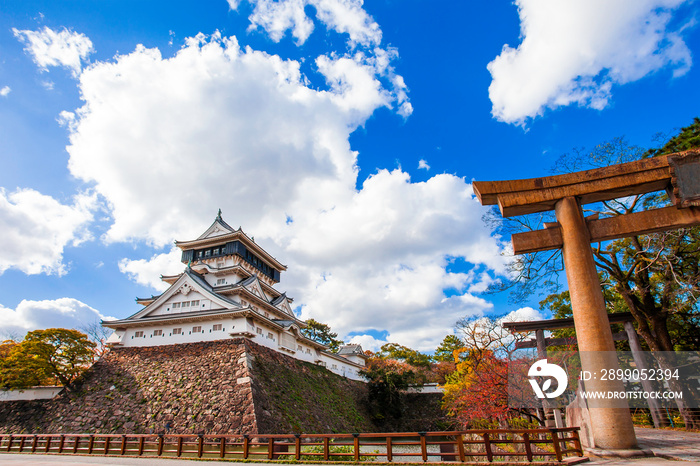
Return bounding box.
[305,348,311,354]
[134,331,144,338]
[153,329,163,336]
[331,364,338,369]
[190,300,200,307]
[297,345,302,351]
[198,251,203,259]
[217,278,225,285]
[213,248,219,255]
[172,302,180,309]
[181,301,190,309]
[256,328,263,335]
[205,250,211,257]
[173,328,182,335]
[264,311,269,318]
[213,324,222,331]
[267,332,273,339]
[192,326,202,333]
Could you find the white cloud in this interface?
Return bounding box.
[119,248,184,291]
[348,334,385,352]
[243,0,410,116]
[418,159,430,170]
[0,298,111,339]
[0,188,96,276]
[247,0,381,47]
[13,26,94,77]
[0,86,10,97]
[488,0,693,125]
[62,33,506,351]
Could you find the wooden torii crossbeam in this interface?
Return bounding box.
[472,149,700,451]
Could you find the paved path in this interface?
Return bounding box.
[633,426,700,462]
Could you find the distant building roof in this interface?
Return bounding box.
[337,344,367,357]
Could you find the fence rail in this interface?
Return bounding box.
[0,428,583,463]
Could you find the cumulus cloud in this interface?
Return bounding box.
[488,0,693,125]
[0,86,10,97]
[241,0,410,116]
[119,248,184,291]
[246,0,381,47]
[59,31,508,350]
[0,188,96,276]
[418,159,430,170]
[0,298,111,339]
[13,26,94,77]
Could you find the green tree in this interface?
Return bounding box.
[301,319,344,353]
[433,334,465,362]
[0,329,96,391]
[377,342,431,369]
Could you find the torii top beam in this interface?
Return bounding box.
[473,149,700,255]
[473,149,700,217]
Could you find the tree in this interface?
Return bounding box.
[301,319,344,353]
[78,321,114,360]
[442,315,538,428]
[0,329,96,391]
[377,343,431,369]
[487,119,700,427]
[433,335,465,363]
[360,357,419,422]
[442,351,510,428]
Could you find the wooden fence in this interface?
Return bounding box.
[0,428,584,463]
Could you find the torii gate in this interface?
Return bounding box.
[473,149,700,450]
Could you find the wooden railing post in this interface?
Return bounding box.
[268,437,274,460]
[323,437,330,461]
[198,434,204,458]
[572,429,583,457]
[176,436,183,456]
[523,433,533,462]
[157,434,164,456]
[72,436,79,454]
[19,436,26,453]
[138,436,145,456]
[104,436,111,455]
[120,435,126,455]
[58,434,65,453]
[32,434,38,453]
[456,435,465,462]
[88,435,94,454]
[550,430,562,461]
[5,435,12,452]
[45,435,52,453]
[483,433,493,462]
[353,433,360,462]
[243,435,249,459]
[419,432,428,462]
[220,436,226,458]
[386,436,393,462]
[295,434,301,461]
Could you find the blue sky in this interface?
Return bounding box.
[0,0,698,351]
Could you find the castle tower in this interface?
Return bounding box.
[103,212,366,380]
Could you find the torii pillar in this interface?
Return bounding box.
[473,149,700,450]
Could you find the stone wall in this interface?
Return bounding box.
[0,338,447,435]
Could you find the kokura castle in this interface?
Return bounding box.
[103,212,367,381]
